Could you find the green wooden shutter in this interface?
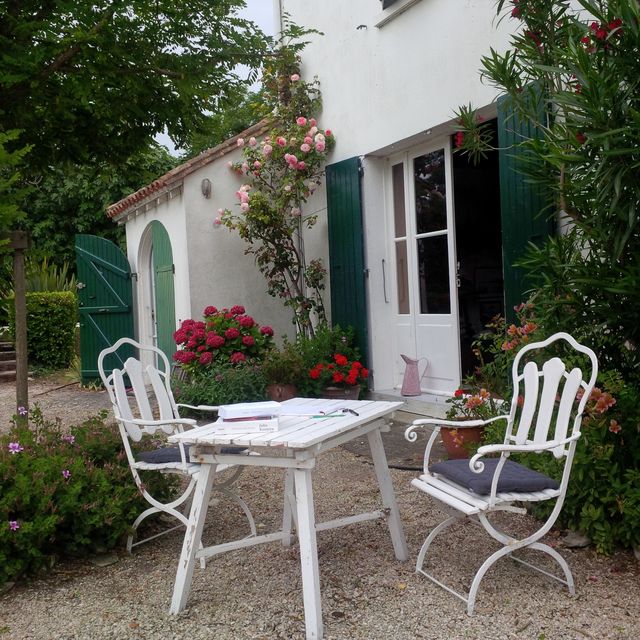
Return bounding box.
[326,157,369,364]
[151,221,176,360]
[497,94,555,321]
[75,234,134,383]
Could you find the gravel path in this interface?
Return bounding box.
[1,379,639,639]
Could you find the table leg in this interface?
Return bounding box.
[281,469,296,547]
[170,464,216,614]
[293,467,323,640]
[367,428,409,561]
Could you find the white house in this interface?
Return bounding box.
[272,0,550,400]
[104,120,295,361]
[100,0,547,400]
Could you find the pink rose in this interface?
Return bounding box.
[296,116,307,126]
[298,161,306,169]
[248,137,257,146]
[290,73,300,81]
[277,136,287,147]
[240,202,249,212]
[253,160,262,169]
[315,142,325,152]
[263,144,273,156]
[304,136,313,144]
[237,138,245,147]
[309,118,317,127]
[300,143,311,153]
[325,129,332,136]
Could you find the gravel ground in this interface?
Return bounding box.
[1,379,639,639]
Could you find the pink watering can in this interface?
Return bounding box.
[400,354,429,396]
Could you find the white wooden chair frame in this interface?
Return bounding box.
[405,332,598,614]
[98,338,256,557]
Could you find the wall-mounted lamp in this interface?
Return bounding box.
[201,178,212,198]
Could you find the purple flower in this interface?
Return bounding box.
[8,442,24,454]
[17,406,27,416]
[9,520,19,531]
[62,435,75,445]
[62,469,71,479]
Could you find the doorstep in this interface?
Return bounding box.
[367,388,449,422]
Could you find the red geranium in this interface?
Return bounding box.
[308,353,369,390]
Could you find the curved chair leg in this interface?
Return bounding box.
[213,486,257,538]
[467,544,514,615]
[416,515,460,574]
[526,542,575,594]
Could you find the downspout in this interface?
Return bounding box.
[274,0,283,37]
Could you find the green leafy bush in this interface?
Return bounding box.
[8,291,77,369]
[0,407,177,585]
[172,363,268,411]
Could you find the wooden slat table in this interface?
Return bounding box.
[168,397,408,639]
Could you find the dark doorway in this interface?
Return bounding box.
[452,120,504,379]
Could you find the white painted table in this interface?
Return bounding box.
[168,397,408,639]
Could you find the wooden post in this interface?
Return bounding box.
[10,230,29,421]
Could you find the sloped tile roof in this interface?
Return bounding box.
[106,119,269,221]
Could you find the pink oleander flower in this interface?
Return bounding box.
[237,138,245,147]
[9,521,19,531]
[296,116,307,126]
[248,137,257,146]
[8,442,24,454]
[290,73,300,81]
[300,143,311,153]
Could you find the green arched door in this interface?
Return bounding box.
[150,221,176,360]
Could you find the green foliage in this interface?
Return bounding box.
[260,342,304,386]
[8,292,77,369]
[0,1,269,168]
[0,129,31,238]
[24,257,77,293]
[22,143,176,268]
[172,363,268,410]
[0,407,177,585]
[221,23,334,336]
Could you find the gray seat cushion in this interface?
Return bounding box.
[429,458,559,495]
[137,444,246,464]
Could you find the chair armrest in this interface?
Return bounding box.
[404,414,509,442]
[469,432,581,472]
[115,416,197,428]
[177,403,219,413]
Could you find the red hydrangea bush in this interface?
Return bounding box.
[173,305,274,373]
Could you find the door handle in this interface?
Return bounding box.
[382,259,389,303]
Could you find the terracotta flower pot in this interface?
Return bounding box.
[266,383,298,402]
[440,425,484,459]
[322,386,360,400]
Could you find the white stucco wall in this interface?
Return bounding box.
[279,0,512,162]
[182,150,296,343]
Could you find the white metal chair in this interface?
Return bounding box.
[98,337,256,555]
[404,332,598,614]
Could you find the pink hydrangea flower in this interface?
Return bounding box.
[238,315,254,328]
[296,116,307,126]
[230,305,245,314]
[225,328,240,340]
[242,335,255,347]
[207,335,225,349]
[260,326,274,336]
[204,306,218,315]
[199,352,213,365]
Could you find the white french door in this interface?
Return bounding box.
[389,140,461,394]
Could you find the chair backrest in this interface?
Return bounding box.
[506,332,598,458]
[98,338,181,443]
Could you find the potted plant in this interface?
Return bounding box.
[441,388,505,459]
[308,353,369,400]
[261,343,304,402]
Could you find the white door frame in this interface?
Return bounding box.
[386,137,461,395]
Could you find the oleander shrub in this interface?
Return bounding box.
[0,407,177,586]
[8,291,77,369]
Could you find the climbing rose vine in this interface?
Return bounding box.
[220,35,334,337]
